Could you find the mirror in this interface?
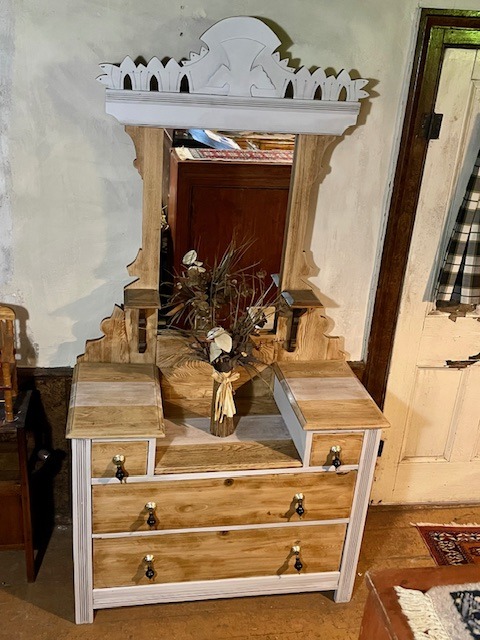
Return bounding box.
[160,128,296,318]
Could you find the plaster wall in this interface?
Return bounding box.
[0,0,474,366]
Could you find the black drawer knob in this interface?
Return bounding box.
[294,492,305,517]
[331,445,342,469]
[145,501,157,527]
[291,545,303,572]
[144,554,155,580]
[112,454,126,482]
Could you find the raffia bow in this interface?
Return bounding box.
[212,370,240,423]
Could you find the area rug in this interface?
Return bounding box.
[414,524,480,566]
[187,148,294,162]
[396,582,480,639]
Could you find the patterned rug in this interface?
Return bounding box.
[414,524,480,566]
[187,148,294,163]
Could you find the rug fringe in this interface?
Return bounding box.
[395,586,450,640]
[411,522,480,527]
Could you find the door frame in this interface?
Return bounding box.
[363,9,480,408]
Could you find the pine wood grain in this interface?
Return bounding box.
[124,126,164,291]
[80,305,130,364]
[310,434,364,467]
[92,471,356,533]
[93,523,347,587]
[275,309,344,362]
[280,135,335,291]
[66,363,165,439]
[91,441,148,478]
[155,439,302,474]
[275,361,389,430]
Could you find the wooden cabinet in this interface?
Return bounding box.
[0,392,35,582]
[68,360,388,623]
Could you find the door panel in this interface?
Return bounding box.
[372,48,480,503]
[401,368,462,461]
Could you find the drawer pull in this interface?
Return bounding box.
[145,502,157,528]
[144,554,155,580]
[292,545,303,572]
[112,454,126,482]
[331,445,342,469]
[294,493,305,517]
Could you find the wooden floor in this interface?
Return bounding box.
[1,504,479,639]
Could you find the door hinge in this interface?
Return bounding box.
[377,439,385,457]
[421,112,443,140]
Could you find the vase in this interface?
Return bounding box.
[209,368,239,437]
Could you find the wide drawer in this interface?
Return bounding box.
[93,523,347,587]
[309,433,363,467]
[91,441,148,478]
[92,471,356,533]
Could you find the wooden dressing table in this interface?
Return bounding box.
[68,16,386,623]
[68,359,387,622]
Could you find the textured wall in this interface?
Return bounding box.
[0,1,455,365]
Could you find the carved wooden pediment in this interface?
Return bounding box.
[97,16,368,134]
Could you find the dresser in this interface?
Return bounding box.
[67,359,388,623]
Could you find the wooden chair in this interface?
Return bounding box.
[0,306,18,423]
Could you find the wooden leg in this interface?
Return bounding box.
[1,363,14,423]
[72,439,94,623]
[334,429,382,602]
[17,427,35,582]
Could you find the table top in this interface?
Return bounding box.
[66,363,165,439]
[274,360,389,431]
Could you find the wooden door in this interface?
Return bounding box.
[167,152,291,276]
[372,48,480,503]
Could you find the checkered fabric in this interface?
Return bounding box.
[436,150,480,304]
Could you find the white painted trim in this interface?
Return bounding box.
[274,375,307,461]
[98,17,367,135]
[334,428,382,602]
[92,518,350,539]
[91,437,151,443]
[105,90,361,135]
[92,571,340,609]
[91,464,359,485]
[146,438,156,476]
[72,439,94,624]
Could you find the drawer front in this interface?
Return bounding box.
[310,434,363,467]
[91,441,148,478]
[93,523,347,587]
[92,471,356,533]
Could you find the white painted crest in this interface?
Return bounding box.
[97,17,369,134]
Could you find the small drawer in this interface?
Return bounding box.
[92,471,356,533]
[91,441,149,478]
[93,523,347,587]
[309,433,363,468]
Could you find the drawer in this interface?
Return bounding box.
[309,433,363,467]
[92,471,356,533]
[93,523,347,587]
[91,441,148,478]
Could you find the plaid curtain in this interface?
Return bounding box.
[436,149,480,304]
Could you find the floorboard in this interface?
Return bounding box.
[0,504,479,639]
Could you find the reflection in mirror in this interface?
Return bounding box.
[159,128,295,325]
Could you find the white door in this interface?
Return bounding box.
[372,48,480,504]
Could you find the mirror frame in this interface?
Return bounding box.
[80,17,367,365]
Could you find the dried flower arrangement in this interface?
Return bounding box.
[165,243,277,437]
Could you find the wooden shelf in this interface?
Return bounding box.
[274,360,390,431]
[155,408,302,474]
[124,288,160,309]
[281,289,323,309]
